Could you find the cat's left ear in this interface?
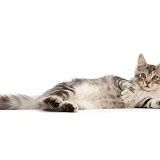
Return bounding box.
[137,53,147,71]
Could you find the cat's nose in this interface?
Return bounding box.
[145,81,151,85]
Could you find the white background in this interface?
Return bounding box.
[0,0,160,160]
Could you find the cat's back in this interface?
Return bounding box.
[72,75,117,96]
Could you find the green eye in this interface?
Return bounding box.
[140,73,146,78]
[152,75,159,80]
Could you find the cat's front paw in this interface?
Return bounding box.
[149,99,160,109]
[120,88,134,103]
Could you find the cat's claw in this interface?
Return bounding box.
[120,88,134,103]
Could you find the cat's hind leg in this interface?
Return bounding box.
[42,82,78,112]
[43,96,78,112]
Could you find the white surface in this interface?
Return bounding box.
[0,0,160,160]
[0,109,159,160]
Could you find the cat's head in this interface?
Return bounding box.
[133,54,160,91]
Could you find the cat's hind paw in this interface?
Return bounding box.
[60,102,78,112]
[44,96,62,108]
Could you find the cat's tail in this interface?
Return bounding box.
[0,94,47,110]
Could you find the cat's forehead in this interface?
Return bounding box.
[146,65,156,74]
[142,64,160,76]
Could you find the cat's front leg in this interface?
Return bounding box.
[113,76,136,91]
[133,97,160,109]
[120,88,135,103]
[113,76,136,103]
[147,99,160,109]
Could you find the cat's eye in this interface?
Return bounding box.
[152,75,159,80]
[140,73,146,78]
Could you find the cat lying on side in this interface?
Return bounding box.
[0,54,160,112]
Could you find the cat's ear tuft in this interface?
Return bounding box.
[137,53,147,70]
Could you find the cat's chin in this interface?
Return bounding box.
[141,87,155,92]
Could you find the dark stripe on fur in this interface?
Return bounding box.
[117,79,122,90]
[147,65,156,73]
[149,102,152,108]
[44,82,76,99]
[119,80,128,90]
[142,98,152,107]
[129,87,135,93]
[135,98,148,108]
[0,96,10,109]
[54,83,75,93]
[135,98,152,108]
[113,76,128,90]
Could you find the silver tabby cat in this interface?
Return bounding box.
[0,54,160,111]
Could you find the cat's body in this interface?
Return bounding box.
[0,54,160,111]
[0,75,129,111]
[42,75,130,110]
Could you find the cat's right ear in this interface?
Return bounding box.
[137,53,147,71]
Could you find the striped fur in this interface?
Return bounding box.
[0,53,160,111]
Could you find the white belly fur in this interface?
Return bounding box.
[68,82,120,110]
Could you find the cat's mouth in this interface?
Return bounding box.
[142,86,153,92]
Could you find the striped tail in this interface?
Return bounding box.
[0,95,46,110]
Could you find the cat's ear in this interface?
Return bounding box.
[156,64,160,70]
[137,53,147,71]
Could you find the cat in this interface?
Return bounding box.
[0,53,160,112]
